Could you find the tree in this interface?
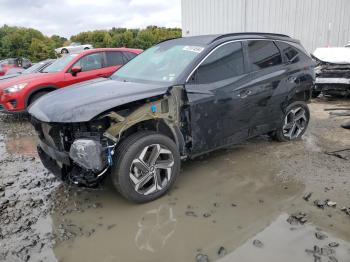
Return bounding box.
[0,24,182,62]
[29,38,50,61]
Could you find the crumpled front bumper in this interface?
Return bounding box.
[37,144,68,180]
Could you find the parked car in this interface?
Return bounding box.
[0,58,32,76]
[312,47,350,97]
[29,33,315,203]
[0,59,55,81]
[55,42,93,54]
[0,48,142,113]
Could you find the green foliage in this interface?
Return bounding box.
[0,25,182,62]
[0,25,67,62]
[71,25,182,50]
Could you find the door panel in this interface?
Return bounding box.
[64,52,106,85]
[185,41,251,155]
[244,40,286,136]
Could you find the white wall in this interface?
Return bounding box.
[181,0,350,52]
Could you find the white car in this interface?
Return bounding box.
[54,42,93,54]
[346,43,350,47]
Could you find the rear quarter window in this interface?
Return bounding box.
[247,40,282,70]
[276,42,310,64]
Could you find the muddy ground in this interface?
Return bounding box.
[0,97,350,262]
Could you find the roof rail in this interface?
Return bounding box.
[157,37,183,45]
[210,32,291,43]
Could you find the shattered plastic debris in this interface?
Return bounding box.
[252,239,264,248]
[328,242,340,248]
[315,231,328,240]
[340,207,350,216]
[195,253,209,262]
[314,200,327,209]
[327,201,337,207]
[303,192,313,201]
[287,212,308,225]
[217,246,226,257]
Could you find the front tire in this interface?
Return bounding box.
[61,48,69,54]
[111,131,180,203]
[273,102,310,142]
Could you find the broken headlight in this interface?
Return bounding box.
[69,139,107,172]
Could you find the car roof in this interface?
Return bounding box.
[80,48,143,56]
[160,32,299,46]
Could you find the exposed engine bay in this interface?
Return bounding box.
[31,86,187,187]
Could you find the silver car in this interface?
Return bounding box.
[55,42,93,54]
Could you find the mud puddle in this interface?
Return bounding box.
[218,214,350,262]
[0,116,58,262]
[5,135,38,157]
[52,144,304,262]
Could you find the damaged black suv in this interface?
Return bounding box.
[29,33,315,203]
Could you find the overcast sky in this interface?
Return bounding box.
[0,0,181,38]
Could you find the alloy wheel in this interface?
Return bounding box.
[282,106,308,140]
[129,144,174,195]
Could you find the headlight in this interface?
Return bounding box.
[4,83,28,93]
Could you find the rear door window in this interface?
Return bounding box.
[247,40,282,71]
[105,51,124,67]
[195,41,244,84]
[73,52,103,71]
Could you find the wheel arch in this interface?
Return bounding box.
[25,86,59,107]
[117,118,186,156]
[282,88,312,113]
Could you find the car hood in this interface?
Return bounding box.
[0,73,56,90]
[0,73,21,81]
[28,78,169,123]
[313,47,350,65]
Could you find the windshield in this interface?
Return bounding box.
[23,61,51,74]
[111,43,205,84]
[42,55,77,73]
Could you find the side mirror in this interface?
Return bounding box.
[71,66,82,76]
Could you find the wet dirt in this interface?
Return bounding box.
[0,97,350,262]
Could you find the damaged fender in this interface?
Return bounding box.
[100,85,187,156]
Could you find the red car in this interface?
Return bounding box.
[0,48,142,113]
[0,58,32,76]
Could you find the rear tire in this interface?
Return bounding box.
[311,90,321,99]
[273,102,310,142]
[111,131,180,203]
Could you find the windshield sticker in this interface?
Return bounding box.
[182,46,204,53]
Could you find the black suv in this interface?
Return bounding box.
[29,33,315,203]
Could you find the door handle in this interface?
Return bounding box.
[238,90,252,99]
